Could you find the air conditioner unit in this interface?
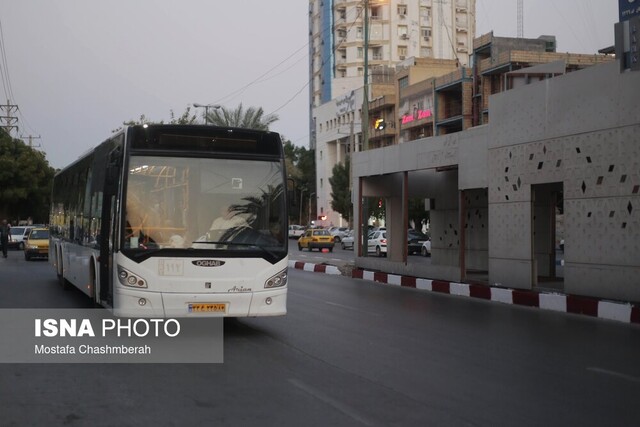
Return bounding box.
[400,34,409,40]
[399,55,406,60]
[423,36,430,42]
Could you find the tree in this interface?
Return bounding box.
[282,140,315,225]
[206,103,278,131]
[0,130,56,223]
[115,107,198,132]
[329,159,352,224]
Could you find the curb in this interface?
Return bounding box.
[288,260,342,275]
[289,260,640,326]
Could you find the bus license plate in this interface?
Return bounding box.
[188,303,227,313]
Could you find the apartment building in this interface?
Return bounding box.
[310,0,476,226]
[309,0,476,146]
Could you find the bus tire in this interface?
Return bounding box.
[57,253,69,290]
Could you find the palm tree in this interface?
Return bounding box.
[206,103,278,131]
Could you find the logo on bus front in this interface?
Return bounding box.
[192,260,226,267]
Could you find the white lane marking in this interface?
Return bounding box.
[288,378,375,426]
[587,367,640,383]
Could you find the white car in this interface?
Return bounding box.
[9,226,32,250]
[368,231,387,257]
[421,239,432,256]
[288,224,305,239]
[328,226,349,242]
[340,230,355,250]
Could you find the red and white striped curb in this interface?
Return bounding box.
[288,260,342,275]
[289,261,640,325]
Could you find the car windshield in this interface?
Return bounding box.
[313,230,330,236]
[10,227,25,236]
[29,230,49,240]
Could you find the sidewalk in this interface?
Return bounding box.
[288,260,640,326]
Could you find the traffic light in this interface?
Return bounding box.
[374,118,386,130]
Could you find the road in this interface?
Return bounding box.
[0,251,638,426]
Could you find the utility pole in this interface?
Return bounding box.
[361,0,370,257]
[22,135,41,148]
[0,100,19,136]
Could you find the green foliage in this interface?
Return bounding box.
[0,130,56,223]
[282,140,315,224]
[206,103,278,131]
[115,107,198,132]
[329,159,352,224]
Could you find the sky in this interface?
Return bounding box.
[1,0,619,169]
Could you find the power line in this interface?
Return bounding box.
[0,17,16,104]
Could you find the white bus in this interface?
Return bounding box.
[50,125,288,317]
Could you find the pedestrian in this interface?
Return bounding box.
[0,219,10,258]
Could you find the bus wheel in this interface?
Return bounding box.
[57,257,69,290]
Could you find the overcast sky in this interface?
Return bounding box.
[2,0,618,169]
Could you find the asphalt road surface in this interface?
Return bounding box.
[0,253,638,426]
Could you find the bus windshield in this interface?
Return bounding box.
[123,155,286,259]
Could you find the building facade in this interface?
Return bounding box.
[352,57,640,304]
[313,27,611,228]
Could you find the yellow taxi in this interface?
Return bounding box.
[24,227,49,261]
[297,228,334,252]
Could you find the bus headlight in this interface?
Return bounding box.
[117,265,147,288]
[264,268,287,289]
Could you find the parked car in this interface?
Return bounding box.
[328,226,349,242]
[340,230,355,250]
[24,227,49,261]
[408,229,429,255]
[421,239,432,257]
[288,224,305,239]
[8,226,31,250]
[368,230,387,257]
[298,229,335,252]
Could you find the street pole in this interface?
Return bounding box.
[299,188,306,225]
[309,192,315,225]
[361,0,370,256]
[193,103,221,125]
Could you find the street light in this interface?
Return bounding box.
[193,103,221,125]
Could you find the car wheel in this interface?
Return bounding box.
[334,236,341,243]
[421,247,430,257]
[329,247,333,253]
[298,243,303,251]
[376,246,382,257]
[341,243,346,250]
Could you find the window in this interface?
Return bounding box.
[399,76,409,89]
[398,46,407,58]
[421,27,432,42]
[356,27,363,39]
[398,25,408,37]
[420,47,433,57]
[397,5,407,16]
[357,47,363,59]
[420,6,431,21]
